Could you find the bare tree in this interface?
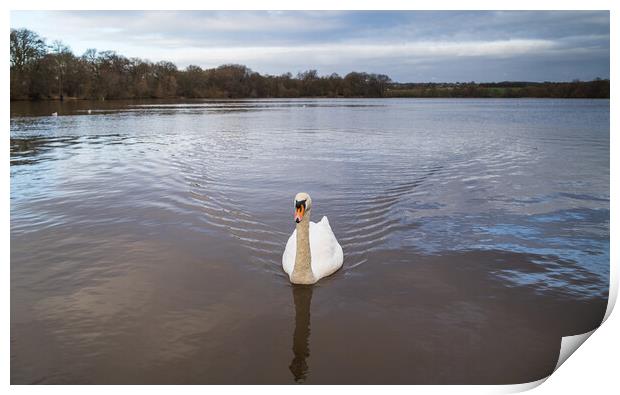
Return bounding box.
[10,28,46,72]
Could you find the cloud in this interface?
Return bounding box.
[15,11,346,47]
[169,39,560,66]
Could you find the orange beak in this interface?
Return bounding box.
[294,205,305,223]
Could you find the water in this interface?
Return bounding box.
[10,98,609,384]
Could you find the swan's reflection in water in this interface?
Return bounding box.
[289,285,313,383]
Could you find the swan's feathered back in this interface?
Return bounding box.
[282,216,343,282]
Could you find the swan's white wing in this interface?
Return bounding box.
[309,216,344,280]
[282,230,296,276]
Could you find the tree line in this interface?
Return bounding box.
[10,28,391,100]
[10,28,609,101]
[387,79,610,99]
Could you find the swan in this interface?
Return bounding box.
[51,112,58,117]
[282,192,343,284]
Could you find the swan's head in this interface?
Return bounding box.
[293,192,312,223]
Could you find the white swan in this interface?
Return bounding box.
[51,112,58,117]
[282,192,343,284]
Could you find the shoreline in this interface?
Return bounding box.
[10,95,612,102]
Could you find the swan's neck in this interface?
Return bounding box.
[292,210,315,284]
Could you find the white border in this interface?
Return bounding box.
[3,1,617,393]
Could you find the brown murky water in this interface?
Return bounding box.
[11,99,609,384]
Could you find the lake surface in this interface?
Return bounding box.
[11,98,609,384]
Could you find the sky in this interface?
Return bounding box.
[10,10,610,82]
